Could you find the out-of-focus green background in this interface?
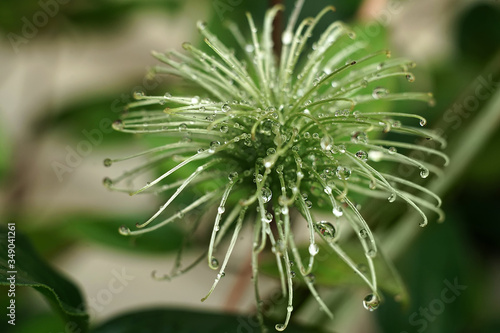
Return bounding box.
[0,0,499,332]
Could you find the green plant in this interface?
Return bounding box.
[104,1,446,331]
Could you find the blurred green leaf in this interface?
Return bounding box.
[0,0,184,34]
[0,225,89,333]
[375,216,482,333]
[91,307,327,333]
[0,311,68,333]
[458,3,500,64]
[36,94,135,146]
[64,214,186,254]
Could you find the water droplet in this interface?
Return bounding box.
[359,228,368,238]
[420,168,429,178]
[102,177,112,187]
[228,171,238,182]
[312,133,320,140]
[388,193,397,202]
[191,96,200,104]
[305,200,313,209]
[320,135,333,150]
[324,186,332,195]
[197,21,207,30]
[208,141,220,153]
[363,294,380,311]
[303,132,311,139]
[315,221,337,241]
[220,125,228,133]
[197,148,205,154]
[309,243,319,256]
[255,174,264,183]
[133,90,145,99]
[336,166,351,180]
[118,225,130,235]
[419,118,427,126]
[266,148,276,155]
[218,206,225,214]
[333,206,343,217]
[290,271,296,278]
[388,147,397,154]
[103,158,112,167]
[261,187,272,203]
[112,119,124,131]
[351,131,368,143]
[221,104,231,112]
[245,44,254,53]
[366,249,377,258]
[405,73,415,82]
[262,212,273,223]
[164,92,172,98]
[372,87,388,99]
[306,273,315,283]
[179,123,187,131]
[211,258,219,269]
[355,150,368,162]
[297,171,304,179]
[282,31,293,45]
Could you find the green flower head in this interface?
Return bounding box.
[104,1,447,331]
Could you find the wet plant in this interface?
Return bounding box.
[104,1,447,331]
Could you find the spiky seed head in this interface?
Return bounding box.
[104,2,446,330]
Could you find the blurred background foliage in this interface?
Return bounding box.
[0,0,499,332]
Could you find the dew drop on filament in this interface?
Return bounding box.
[355,150,368,162]
[112,120,124,131]
[333,206,343,217]
[308,243,319,256]
[118,225,130,235]
[282,31,293,45]
[419,168,429,178]
[363,294,380,311]
[210,257,219,269]
[103,177,113,187]
[261,187,272,203]
[315,221,337,242]
[320,135,333,151]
